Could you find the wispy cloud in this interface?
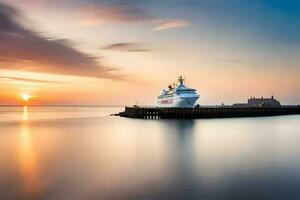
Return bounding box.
[77,3,189,31]
[0,2,118,79]
[78,4,150,27]
[152,19,189,31]
[0,76,67,84]
[215,58,245,64]
[102,42,151,52]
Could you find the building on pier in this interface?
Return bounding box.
[233,96,281,108]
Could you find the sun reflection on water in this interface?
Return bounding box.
[22,106,28,121]
[19,106,40,196]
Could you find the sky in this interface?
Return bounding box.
[0,0,299,105]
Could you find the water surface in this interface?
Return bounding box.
[1,106,300,200]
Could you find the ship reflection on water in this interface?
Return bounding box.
[0,106,300,199]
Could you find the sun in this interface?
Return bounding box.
[21,94,31,102]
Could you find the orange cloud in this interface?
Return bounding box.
[77,4,189,31]
[152,19,189,31]
[0,2,119,79]
[78,4,149,27]
[0,76,66,84]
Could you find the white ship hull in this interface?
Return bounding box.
[157,94,199,108]
[157,76,199,108]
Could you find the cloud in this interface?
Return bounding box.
[0,76,67,84]
[78,4,150,27]
[215,58,245,64]
[0,2,118,79]
[77,3,189,31]
[102,42,150,52]
[152,19,189,31]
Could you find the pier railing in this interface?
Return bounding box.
[118,106,300,119]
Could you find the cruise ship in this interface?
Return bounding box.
[157,76,200,108]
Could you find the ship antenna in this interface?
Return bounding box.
[178,75,184,85]
[134,98,138,106]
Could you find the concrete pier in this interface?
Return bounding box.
[118,106,300,119]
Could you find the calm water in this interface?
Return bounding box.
[1,106,300,200]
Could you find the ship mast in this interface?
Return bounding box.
[178,75,185,86]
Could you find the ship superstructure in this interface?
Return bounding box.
[157,76,199,108]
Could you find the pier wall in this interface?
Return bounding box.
[119,106,300,119]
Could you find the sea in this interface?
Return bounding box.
[1,106,300,200]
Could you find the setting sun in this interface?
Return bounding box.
[21,94,31,102]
